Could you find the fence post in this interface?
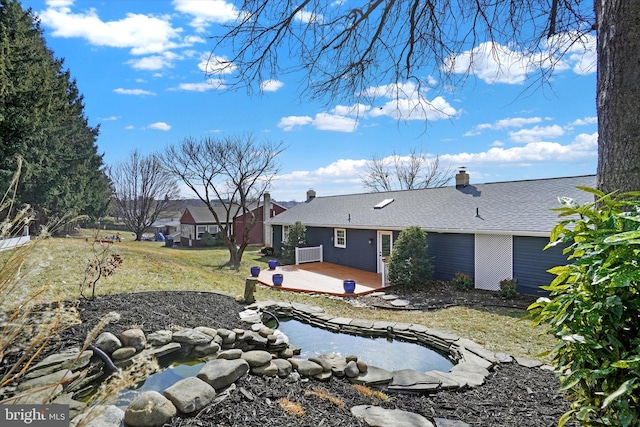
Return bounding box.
[319,244,323,262]
[295,247,299,265]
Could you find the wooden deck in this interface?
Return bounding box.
[256,262,385,296]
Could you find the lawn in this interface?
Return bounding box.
[8,232,556,361]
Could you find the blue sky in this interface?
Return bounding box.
[22,0,598,202]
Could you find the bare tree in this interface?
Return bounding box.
[161,134,285,268]
[109,150,180,241]
[212,1,640,195]
[362,150,455,192]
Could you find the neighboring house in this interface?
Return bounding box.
[233,193,288,245]
[179,205,232,247]
[151,217,180,237]
[179,193,287,247]
[266,171,597,295]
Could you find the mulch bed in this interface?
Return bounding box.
[5,289,574,426]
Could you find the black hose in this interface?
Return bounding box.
[88,344,121,373]
[261,310,280,328]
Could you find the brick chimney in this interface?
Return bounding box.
[455,168,469,187]
[306,189,316,202]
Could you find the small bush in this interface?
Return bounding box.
[201,231,224,247]
[388,226,433,287]
[260,246,275,256]
[498,278,518,299]
[282,221,307,264]
[452,272,473,291]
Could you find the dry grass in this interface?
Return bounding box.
[304,386,345,407]
[277,397,306,416]
[352,384,389,401]
[11,230,556,361]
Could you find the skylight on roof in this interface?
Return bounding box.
[374,198,394,209]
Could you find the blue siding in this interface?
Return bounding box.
[513,236,568,296]
[306,227,378,272]
[426,232,475,282]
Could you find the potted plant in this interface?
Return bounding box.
[250,266,261,277]
[268,259,278,270]
[343,279,356,293]
[272,273,284,286]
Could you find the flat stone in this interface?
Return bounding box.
[390,369,441,387]
[351,405,434,427]
[124,390,176,427]
[459,348,493,369]
[112,347,137,360]
[350,318,374,328]
[193,341,221,357]
[70,404,124,427]
[163,376,216,414]
[295,359,323,377]
[17,369,78,391]
[495,352,514,363]
[423,370,461,389]
[150,342,182,358]
[242,350,272,367]
[251,361,279,376]
[4,384,63,404]
[147,330,173,346]
[372,321,396,330]
[390,299,411,307]
[350,366,393,386]
[368,292,386,297]
[172,329,213,345]
[26,350,93,379]
[313,371,332,381]
[327,317,352,326]
[217,349,243,360]
[434,418,471,427]
[194,326,219,338]
[197,359,249,390]
[381,294,399,300]
[516,357,543,368]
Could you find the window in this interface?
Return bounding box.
[282,225,290,242]
[181,224,193,239]
[208,225,219,235]
[196,225,207,240]
[334,228,346,248]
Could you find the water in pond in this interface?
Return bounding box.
[112,319,453,406]
[276,319,453,373]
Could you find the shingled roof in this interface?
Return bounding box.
[267,175,597,237]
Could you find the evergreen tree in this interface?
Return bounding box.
[0,0,109,227]
[388,226,433,288]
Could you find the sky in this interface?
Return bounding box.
[21,0,598,202]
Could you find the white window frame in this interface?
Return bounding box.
[208,225,219,235]
[334,228,346,248]
[196,225,207,240]
[181,224,193,239]
[282,225,290,242]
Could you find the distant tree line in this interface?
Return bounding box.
[0,0,110,230]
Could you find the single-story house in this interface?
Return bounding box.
[179,193,287,247]
[266,171,597,295]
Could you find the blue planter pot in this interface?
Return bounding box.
[343,279,356,294]
[268,259,278,270]
[250,266,261,277]
[272,273,284,286]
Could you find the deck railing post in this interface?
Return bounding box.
[295,247,300,265]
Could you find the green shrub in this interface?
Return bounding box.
[452,272,473,291]
[498,278,518,299]
[282,221,307,264]
[388,226,432,287]
[201,231,224,247]
[528,188,640,426]
[260,247,275,256]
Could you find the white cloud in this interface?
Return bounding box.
[313,113,358,132]
[363,82,457,121]
[128,55,173,71]
[36,6,184,55]
[260,80,284,92]
[466,116,543,136]
[509,124,565,143]
[125,125,135,130]
[570,116,597,126]
[278,116,314,131]
[198,54,237,75]
[295,10,323,24]
[316,159,368,177]
[176,82,220,92]
[100,116,118,121]
[113,88,156,96]
[277,113,358,132]
[172,0,242,31]
[147,122,171,131]
[445,33,597,84]
[331,104,371,117]
[442,132,597,165]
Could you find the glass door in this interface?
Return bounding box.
[377,231,393,274]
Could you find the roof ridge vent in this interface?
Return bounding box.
[374,198,394,209]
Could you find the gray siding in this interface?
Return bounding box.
[427,232,475,282]
[272,225,283,252]
[306,227,378,272]
[513,236,567,296]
